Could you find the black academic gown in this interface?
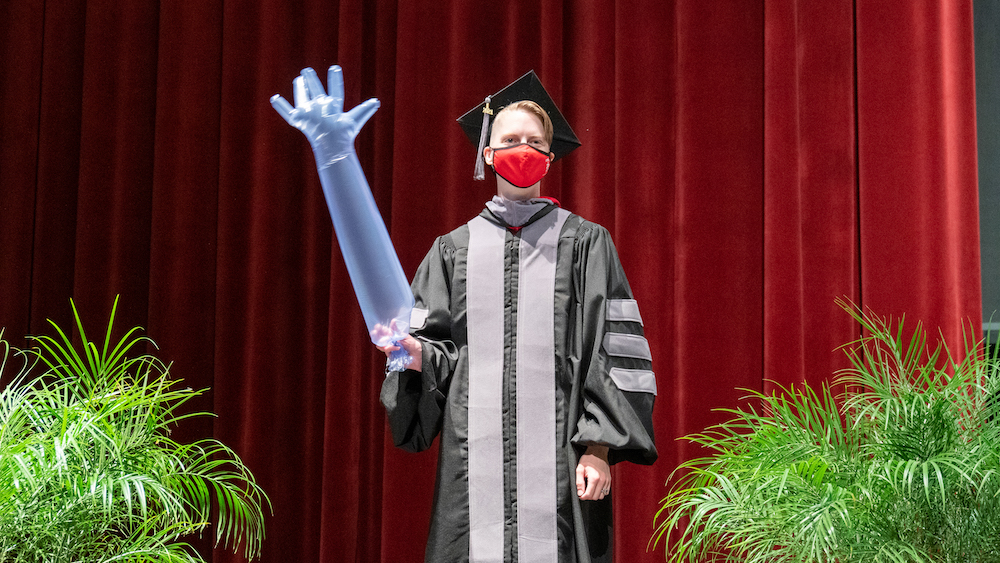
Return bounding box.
[381,203,657,563]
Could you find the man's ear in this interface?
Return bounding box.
[483,147,494,166]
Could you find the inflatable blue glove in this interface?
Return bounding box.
[271,66,413,371]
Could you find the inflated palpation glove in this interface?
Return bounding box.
[271,66,413,371]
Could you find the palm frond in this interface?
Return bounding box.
[0,298,270,561]
[655,301,1000,562]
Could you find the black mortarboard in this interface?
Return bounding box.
[457,70,581,180]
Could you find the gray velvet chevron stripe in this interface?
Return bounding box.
[609,367,658,395]
[602,332,653,361]
[606,298,644,325]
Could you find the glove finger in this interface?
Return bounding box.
[270,95,296,125]
[327,65,345,113]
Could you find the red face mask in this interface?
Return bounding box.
[490,144,552,188]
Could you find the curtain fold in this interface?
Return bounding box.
[763,0,860,393]
[669,1,766,476]
[0,1,981,561]
[610,3,676,560]
[857,1,981,350]
[0,2,44,341]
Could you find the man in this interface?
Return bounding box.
[379,71,657,563]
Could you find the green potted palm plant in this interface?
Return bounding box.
[0,299,269,562]
[654,300,1000,563]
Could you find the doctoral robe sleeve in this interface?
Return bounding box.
[380,235,459,453]
[570,224,658,466]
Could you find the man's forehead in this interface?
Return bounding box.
[492,109,545,134]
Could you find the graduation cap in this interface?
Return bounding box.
[457,70,581,180]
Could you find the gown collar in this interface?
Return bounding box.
[484,195,559,231]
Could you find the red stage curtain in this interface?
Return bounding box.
[0,1,981,562]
